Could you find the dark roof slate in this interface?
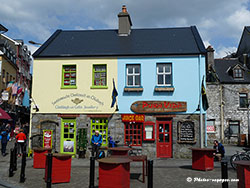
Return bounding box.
[214,58,250,84]
[236,26,250,56]
[33,26,206,58]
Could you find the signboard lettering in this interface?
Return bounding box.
[131,101,187,113]
[43,130,53,148]
[177,121,196,143]
[121,114,145,123]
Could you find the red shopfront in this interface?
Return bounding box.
[129,100,187,158]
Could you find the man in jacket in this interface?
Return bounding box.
[0,129,10,156]
[213,140,225,161]
[91,130,102,159]
[16,129,27,157]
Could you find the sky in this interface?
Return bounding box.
[0,0,250,58]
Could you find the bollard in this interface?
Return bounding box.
[20,151,26,183]
[13,143,17,171]
[9,148,14,177]
[221,160,228,188]
[89,157,95,188]
[46,153,53,188]
[148,160,153,188]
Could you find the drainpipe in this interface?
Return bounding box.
[220,85,224,143]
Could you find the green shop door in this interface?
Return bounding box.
[91,118,108,146]
[61,118,76,155]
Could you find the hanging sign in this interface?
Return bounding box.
[131,101,187,113]
[43,130,53,149]
[121,114,145,122]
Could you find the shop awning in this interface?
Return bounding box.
[0,107,11,120]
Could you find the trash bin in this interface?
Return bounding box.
[233,161,250,188]
[98,157,132,188]
[44,153,72,183]
[33,147,52,168]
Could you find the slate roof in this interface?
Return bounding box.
[33,26,206,58]
[214,58,250,84]
[236,26,250,56]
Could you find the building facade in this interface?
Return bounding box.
[31,6,207,158]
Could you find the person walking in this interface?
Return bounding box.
[91,130,102,159]
[16,129,27,157]
[213,140,225,161]
[0,128,10,156]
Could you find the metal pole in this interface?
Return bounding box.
[89,157,95,188]
[9,148,14,177]
[46,153,53,188]
[147,160,153,188]
[20,151,26,183]
[248,102,250,147]
[13,143,17,171]
[221,160,228,188]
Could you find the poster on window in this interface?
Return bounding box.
[43,130,52,149]
[63,140,74,152]
[207,121,215,133]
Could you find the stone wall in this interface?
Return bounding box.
[31,113,203,159]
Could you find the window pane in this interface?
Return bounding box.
[128,67,133,74]
[128,76,133,85]
[240,93,248,108]
[158,65,163,73]
[165,64,171,73]
[134,66,140,74]
[165,75,172,85]
[135,75,140,86]
[158,75,163,84]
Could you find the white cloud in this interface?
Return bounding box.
[214,46,237,58]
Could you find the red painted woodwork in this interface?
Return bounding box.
[33,148,52,169]
[44,153,72,183]
[157,121,172,158]
[234,161,250,188]
[108,147,131,156]
[98,157,132,188]
[191,148,215,171]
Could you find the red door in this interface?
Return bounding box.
[157,121,172,158]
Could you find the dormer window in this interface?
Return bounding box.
[233,67,243,79]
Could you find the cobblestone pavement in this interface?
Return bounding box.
[0,142,242,188]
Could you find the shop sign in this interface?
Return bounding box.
[177,121,196,144]
[43,130,53,149]
[131,101,187,113]
[121,114,145,122]
[207,125,215,133]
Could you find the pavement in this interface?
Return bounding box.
[0,141,246,188]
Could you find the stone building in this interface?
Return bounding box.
[206,42,250,145]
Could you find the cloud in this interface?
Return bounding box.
[0,0,249,58]
[214,46,238,58]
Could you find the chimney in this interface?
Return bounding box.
[118,5,132,36]
[207,45,215,68]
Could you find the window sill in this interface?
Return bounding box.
[124,87,143,92]
[238,108,248,111]
[154,87,174,92]
[61,86,77,89]
[90,86,108,89]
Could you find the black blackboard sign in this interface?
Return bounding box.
[177,121,196,143]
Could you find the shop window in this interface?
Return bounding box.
[91,64,107,89]
[156,63,172,87]
[239,93,248,108]
[229,120,240,137]
[207,120,215,133]
[126,64,141,87]
[143,121,155,141]
[91,118,108,146]
[61,65,77,89]
[124,123,142,146]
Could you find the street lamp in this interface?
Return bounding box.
[28,40,42,46]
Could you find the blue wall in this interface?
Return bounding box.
[117,56,206,114]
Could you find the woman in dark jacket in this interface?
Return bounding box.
[0,129,10,156]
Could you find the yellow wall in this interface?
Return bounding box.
[32,58,118,114]
[0,56,17,91]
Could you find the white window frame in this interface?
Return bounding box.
[126,64,141,87]
[156,63,172,86]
